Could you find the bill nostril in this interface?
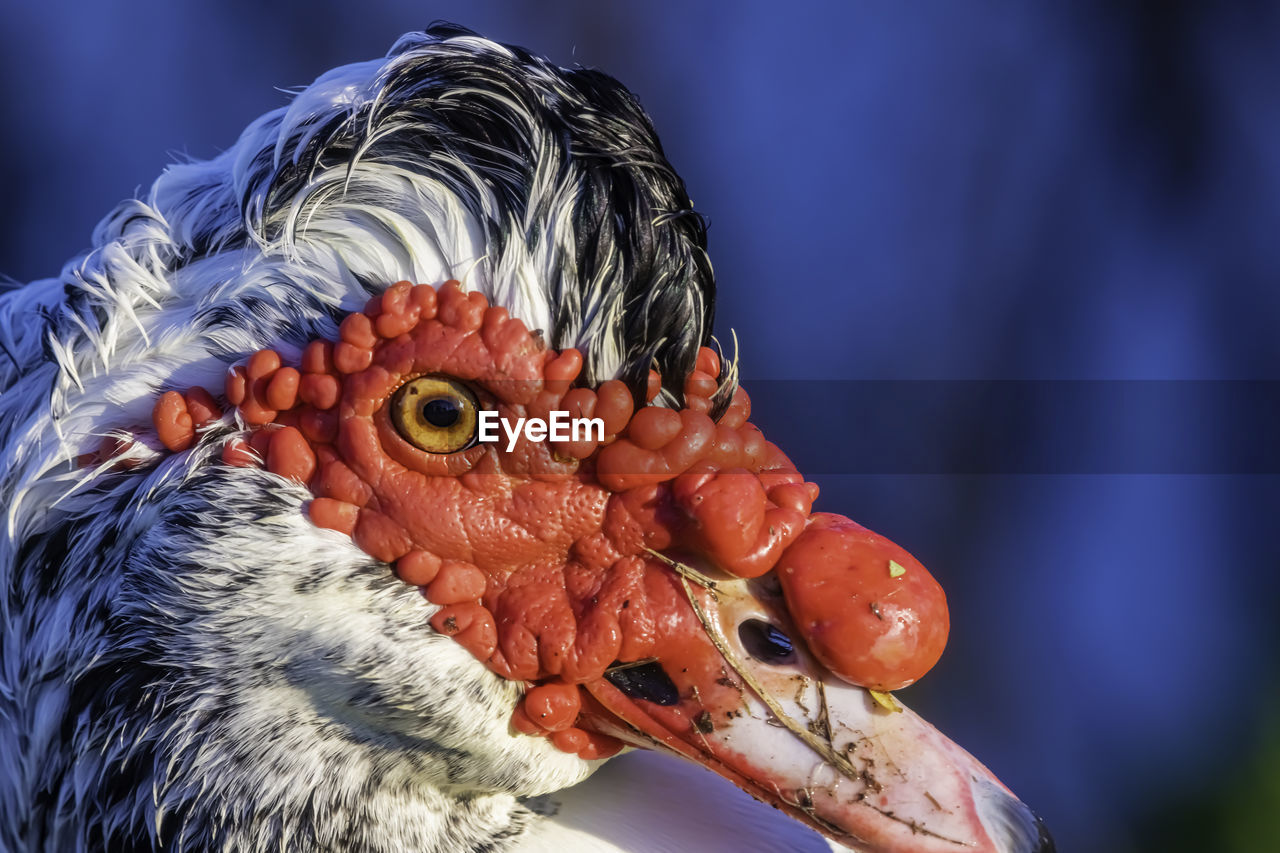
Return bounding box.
[737,618,797,665]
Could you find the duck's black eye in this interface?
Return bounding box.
[738,619,796,665]
[605,661,679,706]
[421,397,461,428]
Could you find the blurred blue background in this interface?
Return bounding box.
[3,2,1278,850]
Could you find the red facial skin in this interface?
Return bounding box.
[148,280,949,759]
[776,514,949,691]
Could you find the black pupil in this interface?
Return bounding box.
[421,397,461,428]
[738,619,796,664]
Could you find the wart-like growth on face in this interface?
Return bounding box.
[146,279,950,763]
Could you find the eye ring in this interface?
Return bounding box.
[390,375,481,454]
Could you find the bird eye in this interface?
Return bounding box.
[390,376,480,454]
[738,619,797,665]
[604,660,680,706]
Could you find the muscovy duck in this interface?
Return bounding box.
[0,25,1053,853]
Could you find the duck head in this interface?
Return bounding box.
[0,25,1051,853]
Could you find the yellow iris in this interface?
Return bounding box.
[390,376,480,454]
